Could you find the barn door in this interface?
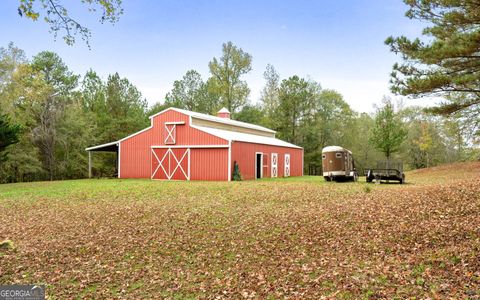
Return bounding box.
[284,154,290,177]
[271,153,278,178]
[151,148,190,180]
[255,152,263,179]
[262,153,269,178]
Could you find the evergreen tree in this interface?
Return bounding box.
[275,76,316,145]
[386,0,480,137]
[232,161,242,181]
[0,112,21,162]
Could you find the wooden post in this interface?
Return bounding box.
[88,151,92,178]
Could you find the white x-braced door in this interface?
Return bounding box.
[151,148,190,180]
[271,153,278,178]
[284,153,290,177]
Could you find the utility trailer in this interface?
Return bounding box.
[366,160,405,184]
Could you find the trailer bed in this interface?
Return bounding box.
[366,160,405,184]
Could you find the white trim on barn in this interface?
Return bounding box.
[255,152,263,179]
[192,126,302,149]
[149,107,276,134]
[151,148,162,179]
[117,111,188,144]
[118,142,121,178]
[165,121,185,125]
[172,149,190,180]
[188,147,191,180]
[151,145,229,149]
[271,153,278,178]
[85,141,120,179]
[284,153,291,177]
[118,126,152,143]
[302,149,304,176]
[85,141,118,151]
[228,140,232,181]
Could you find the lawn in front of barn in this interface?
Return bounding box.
[0,162,479,299]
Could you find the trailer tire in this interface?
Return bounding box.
[366,170,373,183]
[324,176,331,182]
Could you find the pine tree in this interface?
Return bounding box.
[386,0,480,136]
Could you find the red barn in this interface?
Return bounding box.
[86,108,303,181]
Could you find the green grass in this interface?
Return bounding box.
[0,162,478,299]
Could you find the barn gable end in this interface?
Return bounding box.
[119,109,229,179]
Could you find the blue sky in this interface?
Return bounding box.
[0,0,427,112]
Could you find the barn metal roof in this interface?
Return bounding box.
[86,108,301,151]
[85,141,118,151]
[195,126,303,149]
[150,107,276,134]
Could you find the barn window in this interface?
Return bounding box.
[335,153,342,158]
[164,124,176,144]
[163,121,185,145]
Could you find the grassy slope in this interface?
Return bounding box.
[0,162,479,299]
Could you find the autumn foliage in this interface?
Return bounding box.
[0,162,479,298]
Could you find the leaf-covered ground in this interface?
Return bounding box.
[0,162,479,299]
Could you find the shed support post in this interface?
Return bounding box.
[88,151,92,178]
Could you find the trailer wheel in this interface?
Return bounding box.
[324,176,331,182]
[366,170,372,183]
[366,173,373,183]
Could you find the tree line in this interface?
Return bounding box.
[0,40,477,183]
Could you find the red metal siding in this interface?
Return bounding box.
[231,142,303,180]
[190,148,228,181]
[120,110,228,179]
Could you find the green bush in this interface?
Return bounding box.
[232,161,242,181]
